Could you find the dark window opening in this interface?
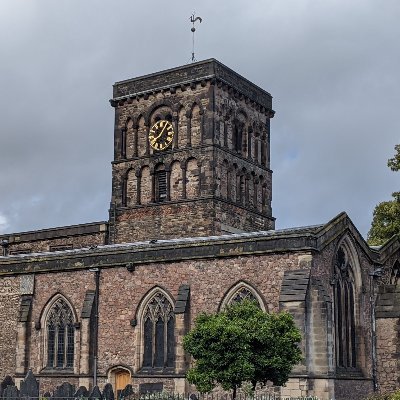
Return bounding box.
[122,177,127,207]
[334,245,357,370]
[46,298,74,369]
[233,124,242,154]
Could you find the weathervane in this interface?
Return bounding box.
[190,12,202,63]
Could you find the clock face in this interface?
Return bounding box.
[149,120,174,151]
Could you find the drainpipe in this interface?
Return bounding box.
[90,267,101,387]
[369,267,383,392]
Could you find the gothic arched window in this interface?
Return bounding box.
[219,282,266,311]
[142,292,175,370]
[334,245,357,369]
[46,298,75,369]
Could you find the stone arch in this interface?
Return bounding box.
[170,160,183,201]
[187,101,203,147]
[333,235,363,370]
[233,110,248,156]
[177,104,187,148]
[186,158,200,199]
[140,166,151,204]
[144,99,177,126]
[107,365,133,397]
[40,293,78,371]
[219,281,267,312]
[135,286,175,371]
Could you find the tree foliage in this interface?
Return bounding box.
[387,144,400,171]
[183,300,302,398]
[368,145,400,246]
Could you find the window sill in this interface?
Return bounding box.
[135,368,184,378]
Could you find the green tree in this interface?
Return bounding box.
[368,145,400,246]
[183,300,302,399]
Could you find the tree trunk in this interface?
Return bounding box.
[232,385,237,400]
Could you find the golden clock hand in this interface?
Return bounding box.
[151,122,168,143]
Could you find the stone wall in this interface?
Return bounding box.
[0,276,20,378]
[376,317,399,393]
[0,222,108,255]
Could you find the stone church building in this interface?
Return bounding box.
[0,59,399,400]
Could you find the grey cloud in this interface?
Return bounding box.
[0,0,399,237]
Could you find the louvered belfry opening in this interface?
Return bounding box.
[156,170,167,202]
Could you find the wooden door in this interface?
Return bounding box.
[115,371,131,399]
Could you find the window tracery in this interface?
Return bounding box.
[46,297,74,369]
[142,292,175,370]
[333,245,357,369]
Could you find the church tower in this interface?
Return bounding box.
[108,59,275,243]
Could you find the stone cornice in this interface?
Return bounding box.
[0,228,319,276]
[110,59,274,115]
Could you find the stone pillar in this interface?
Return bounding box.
[186,112,192,147]
[79,318,91,389]
[133,125,139,157]
[136,170,141,205]
[172,115,179,149]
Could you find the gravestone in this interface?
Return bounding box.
[20,370,39,398]
[53,382,75,399]
[0,376,14,397]
[119,385,134,399]
[102,383,114,400]
[3,384,19,400]
[74,386,89,398]
[89,386,102,400]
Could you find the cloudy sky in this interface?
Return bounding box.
[0,0,398,239]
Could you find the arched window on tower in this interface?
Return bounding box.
[142,292,175,370]
[46,297,75,369]
[334,245,357,369]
